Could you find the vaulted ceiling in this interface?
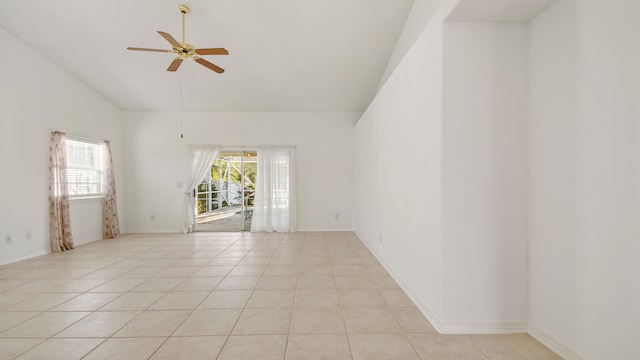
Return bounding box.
[447,0,556,22]
[0,0,415,112]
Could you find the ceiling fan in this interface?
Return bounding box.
[127,4,228,73]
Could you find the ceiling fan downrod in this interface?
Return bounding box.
[178,4,190,43]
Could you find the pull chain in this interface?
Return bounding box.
[177,4,190,139]
[180,67,184,139]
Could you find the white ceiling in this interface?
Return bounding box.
[0,0,415,112]
[447,0,557,23]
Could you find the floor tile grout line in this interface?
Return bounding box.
[466,334,494,360]
[78,337,110,360]
[216,236,272,359]
[283,239,304,360]
[0,232,554,359]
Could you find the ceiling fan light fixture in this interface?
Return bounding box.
[126,3,228,73]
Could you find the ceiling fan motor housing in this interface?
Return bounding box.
[175,43,196,59]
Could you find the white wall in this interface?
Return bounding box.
[529,0,640,359]
[378,0,447,91]
[0,26,124,265]
[442,23,529,331]
[360,0,640,356]
[356,0,531,333]
[123,111,357,233]
[353,7,446,325]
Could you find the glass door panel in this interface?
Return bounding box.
[195,151,256,232]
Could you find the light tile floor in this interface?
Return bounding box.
[0,232,561,359]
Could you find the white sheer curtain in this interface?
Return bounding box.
[251,146,296,232]
[49,131,74,252]
[182,145,220,233]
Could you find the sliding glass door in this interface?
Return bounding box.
[194,151,256,231]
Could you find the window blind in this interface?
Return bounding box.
[66,139,104,197]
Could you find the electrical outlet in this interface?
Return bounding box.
[379,234,383,243]
[25,232,31,240]
[5,234,11,244]
[150,215,155,221]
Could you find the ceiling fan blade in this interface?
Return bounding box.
[194,57,225,73]
[167,58,183,72]
[127,47,170,53]
[158,31,181,48]
[195,48,229,55]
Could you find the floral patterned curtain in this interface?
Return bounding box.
[102,140,120,238]
[49,131,74,252]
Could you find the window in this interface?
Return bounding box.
[66,138,104,198]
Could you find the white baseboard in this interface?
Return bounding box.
[353,231,446,332]
[406,291,446,333]
[75,237,103,246]
[353,231,529,335]
[528,325,586,360]
[296,228,354,232]
[439,321,527,334]
[0,250,49,267]
[123,228,355,234]
[0,236,115,266]
[123,228,180,234]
